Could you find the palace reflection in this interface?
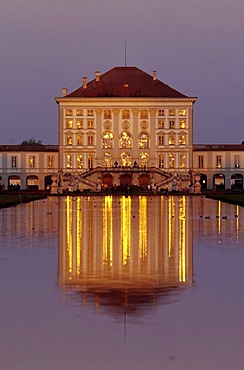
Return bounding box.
[58,195,193,317]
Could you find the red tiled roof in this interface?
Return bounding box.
[66,67,190,98]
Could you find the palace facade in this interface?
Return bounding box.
[0,66,243,191]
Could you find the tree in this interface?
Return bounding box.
[20,138,43,146]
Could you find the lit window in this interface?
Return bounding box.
[158,110,165,116]
[198,155,204,169]
[169,109,175,116]
[179,134,186,145]
[48,155,53,168]
[66,154,72,168]
[87,120,94,129]
[77,155,83,169]
[179,109,186,116]
[169,154,175,168]
[120,131,132,148]
[65,109,72,116]
[67,135,72,145]
[29,155,36,168]
[139,132,149,149]
[169,120,175,129]
[76,120,83,129]
[158,134,164,146]
[139,152,149,166]
[66,119,73,129]
[88,154,93,168]
[234,155,240,168]
[159,154,164,168]
[102,131,113,149]
[140,110,148,119]
[77,134,83,146]
[168,134,175,145]
[121,152,132,167]
[76,109,83,116]
[179,153,186,168]
[122,110,130,119]
[158,120,164,129]
[216,155,222,168]
[88,134,94,146]
[180,120,186,129]
[104,110,112,119]
[11,156,17,168]
[103,152,112,167]
[87,110,94,116]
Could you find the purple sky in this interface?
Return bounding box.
[1,0,244,145]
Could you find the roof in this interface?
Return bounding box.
[193,144,244,151]
[0,145,59,152]
[66,67,192,99]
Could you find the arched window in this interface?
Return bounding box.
[120,131,132,148]
[102,131,113,149]
[139,132,149,149]
[139,152,149,166]
[120,152,132,167]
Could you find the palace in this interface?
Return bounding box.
[0,66,243,192]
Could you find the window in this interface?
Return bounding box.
[122,109,130,119]
[87,109,94,116]
[66,119,73,129]
[48,155,53,168]
[159,154,164,168]
[11,156,17,168]
[139,132,149,149]
[179,134,186,145]
[234,155,240,168]
[87,120,94,129]
[169,109,175,116]
[140,110,148,119]
[158,120,164,129]
[198,155,204,169]
[103,152,112,167]
[88,154,93,168]
[158,110,165,116]
[158,134,164,146]
[66,135,72,145]
[179,109,186,116]
[168,134,175,145]
[77,134,83,146]
[76,120,83,129]
[139,152,149,166]
[76,109,83,116]
[102,131,113,149]
[180,120,186,129]
[65,109,72,116]
[169,120,175,129]
[169,154,175,168]
[29,156,36,168]
[179,153,186,168]
[121,152,132,167]
[77,155,83,169]
[66,154,72,168]
[88,134,94,146]
[216,155,222,168]
[104,110,112,119]
[120,131,132,148]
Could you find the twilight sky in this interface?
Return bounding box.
[1,0,244,145]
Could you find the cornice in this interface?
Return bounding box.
[55,97,197,104]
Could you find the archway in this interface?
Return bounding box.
[213,173,225,190]
[102,174,113,189]
[26,175,39,191]
[139,174,150,189]
[45,175,52,190]
[231,173,243,190]
[199,173,207,190]
[120,174,132,186]
[8,175,21,191]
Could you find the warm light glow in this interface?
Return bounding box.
[120,196,131,265]
[76,197,82,275]
[168,196,175,257]
[66,196,73,275]
[103,196,113,266]
[179,196,186,282]
[179,109,186,116]
[217,201,221,234]
[139,196,147,260]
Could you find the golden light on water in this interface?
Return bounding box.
[139,196,147,260]
[121,196,131,265]
[179,196,186,282]
[103,196,113,266]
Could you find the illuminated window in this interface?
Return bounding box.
[179,134,186,145]
[77,155,83,169]
[65,109,72,116]
[77,134,83,146]
[11,156,17,168]
[168,133,175,145]
[29,155,36,168]
[216,155,222,168]
[120,131,132,148]
[158,134,164,146]
[88,154,93,168]
[159,154,164,168]
[76,109,83,116]
[158,109,165,116]
[66,154,72,168]
[234,155,240,168]
[104,110,112,119]
[139,132,149,149]
[66,135,72,145]
[87,120,94,129]
[76,120,83,129]
[179,153,186,168]
[66,119,73,129]
[103,152,112,167]
[48,155,53,168]
[180,120,186,129]
[88,134,94,146]
[122,109,130,119]
[179,109,186,116]
[139,152,149,166]
[121,152,132,167]
[87,110,94,116]
[169,154,175,168]
[158,120,164,129]
[169,120,175,129]
[140,110,148,119]
[198,155,204,168]
[169,109,175,116]
[102,131,113,148]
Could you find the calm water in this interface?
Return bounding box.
[0,195,244,370]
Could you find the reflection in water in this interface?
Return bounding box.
[58,195,193,317]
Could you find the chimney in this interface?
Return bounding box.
[82,77,87,89]
[95,71,100,82]
[62,87,68,97]
[153,70,157,81]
